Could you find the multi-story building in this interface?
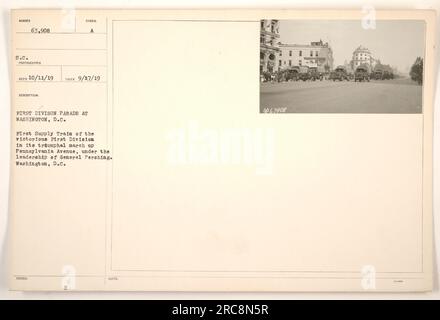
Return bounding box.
[260,20,280,73]
[351,45,376,70]
[278,40,334,73]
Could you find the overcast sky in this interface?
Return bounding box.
[278,20,425,73]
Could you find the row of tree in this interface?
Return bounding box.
[410,57,423,85]
[374,60,393,74]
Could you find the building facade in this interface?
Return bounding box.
[278,40,334,73]
[260,20,280,73]
[351,45,376,70]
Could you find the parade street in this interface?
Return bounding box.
[260,78,422,113]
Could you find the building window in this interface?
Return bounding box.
[289,50,292,56]
[279,51,282,56]
[315,51,319,57]
[279,60,282,66]
[289,60,292,66]
[299,50,302,57]
[310,51,313,57]
[299,60,302,66]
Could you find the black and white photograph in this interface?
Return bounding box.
[260,20,425,113]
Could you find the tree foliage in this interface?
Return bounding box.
[410,57,423,85]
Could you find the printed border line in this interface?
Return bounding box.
[108,19,426,276]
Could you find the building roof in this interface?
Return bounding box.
[353,45,371,54]
[280,42,330,49]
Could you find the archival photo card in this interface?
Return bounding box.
[9,9,435,292]
[259,20,425,113]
